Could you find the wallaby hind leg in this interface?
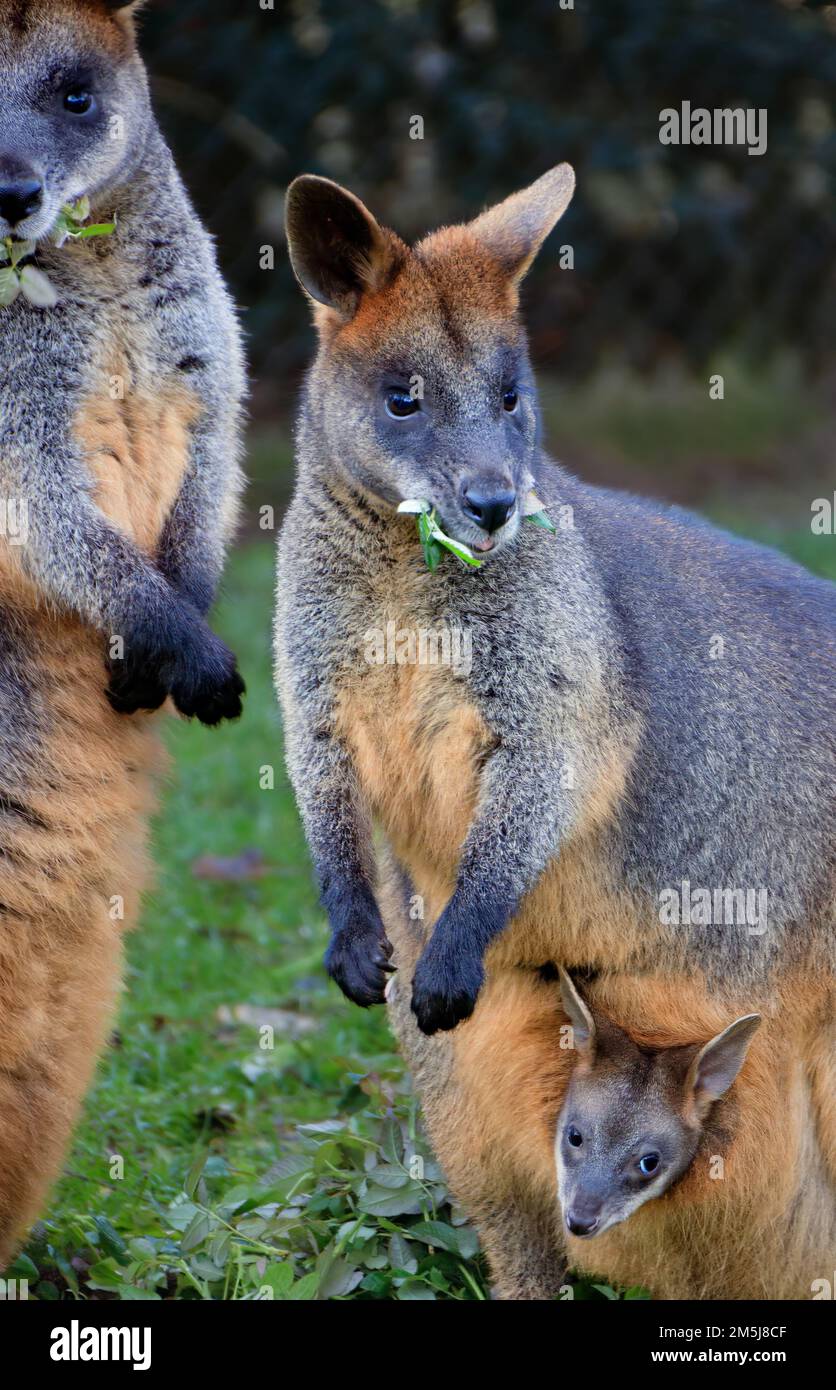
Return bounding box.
[381,856,570,1299]
[0,900,122,1267]
[387,966,568,1298]
[476,1196,567,1300]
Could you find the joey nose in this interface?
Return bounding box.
[461,485,517,534]
[0,179,43,227]
[566,1210,600,1236]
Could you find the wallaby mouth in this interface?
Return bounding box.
[566,1216,599,1237]
[0,157,46,240]
[448,506,521,559]
[563,1205,626,1239]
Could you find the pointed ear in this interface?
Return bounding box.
[285,175,401,319]
[559,968,596,1059]
[468,163,575,284]
[687,1014,761,1115]
[99,0,149,18]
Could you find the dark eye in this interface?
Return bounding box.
[385,389,420,419]
[502,388,519,413]
[63,89,94,116]
[567,1126,583,1148]
[638,1152,660,1177]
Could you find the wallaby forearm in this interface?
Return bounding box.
[1,415,175,634]
[449,741,573,926]
[276,584,394,1003]
[284,715,377,897]
[410,739,576,1032]
[284,730,395,1003]
[111,144,247,616]
[155,390,245,616]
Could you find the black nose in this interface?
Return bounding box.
[0,179,43,227]
[461,485,517,534]
[566,1210,600,1236]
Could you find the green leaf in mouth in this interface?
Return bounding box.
[0,199,117,311]
[398,492,557,566]
[522,487,557,532]
[0,266,20,306]
[400,500,482,570]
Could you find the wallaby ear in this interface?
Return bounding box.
[559,968,596,1058]
[285,175,400,319]
[687,1014,762,1114]
[468,163,575,285]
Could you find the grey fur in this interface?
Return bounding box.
[276,414,835,1005]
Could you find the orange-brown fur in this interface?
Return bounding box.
[74,373,201,556]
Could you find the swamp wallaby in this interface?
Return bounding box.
[0,0,245,1262]
[275,166,835,1297]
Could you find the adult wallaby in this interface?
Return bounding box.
[0,0,244,1263]
[275,165,835,1298]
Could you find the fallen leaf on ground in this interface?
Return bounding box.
[191,848,271,881]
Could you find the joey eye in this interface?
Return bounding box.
[638,1152,660,1177]
[502,388,519,413]
[567,1126,583,1148]
[63,89,95,116]
[385,389,420,419]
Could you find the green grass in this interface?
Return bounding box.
[8,469,836,1300]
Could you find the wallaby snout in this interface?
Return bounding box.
[461,479,517,536]
[0,156,43,231]
[565,1205,602,1237]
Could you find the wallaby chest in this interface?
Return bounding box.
[48,243,202,554]
[332,558,494,893]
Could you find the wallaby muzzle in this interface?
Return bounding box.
[0,155,43,232]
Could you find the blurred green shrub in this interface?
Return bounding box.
[141,1,836,379]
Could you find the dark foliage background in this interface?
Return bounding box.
[139,0,836,386]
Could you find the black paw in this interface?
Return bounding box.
[410,937,484,1035]
[323,889,394,1007]
[169,630,246,726]
[106,605,245,727]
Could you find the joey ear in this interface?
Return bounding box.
[285,175,400,319]
[468,163,575,284]
[687,1014,762,1114]
[559,968,596,1058]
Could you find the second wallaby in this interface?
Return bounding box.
[556,970,761,1240]
[0,0,245,1263]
